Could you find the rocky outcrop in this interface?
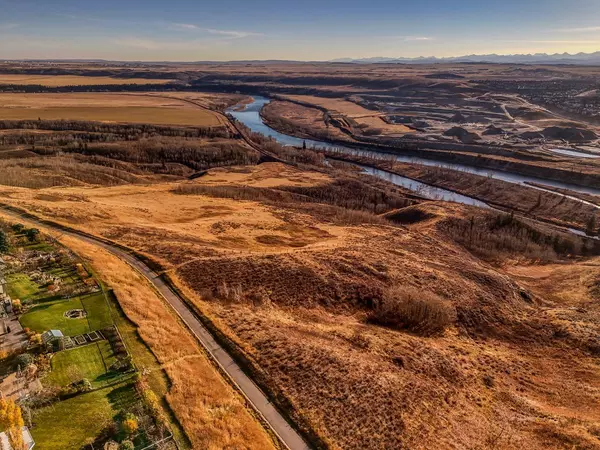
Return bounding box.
[542,126,597,143]
[483,125,505,136]
[444,127,481,144]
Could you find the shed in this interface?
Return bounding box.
[42,329,64,344]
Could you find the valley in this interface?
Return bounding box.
[0,61,599,450]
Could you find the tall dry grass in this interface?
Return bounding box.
[0,155,145,188]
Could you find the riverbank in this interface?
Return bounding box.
[327,153,600,233]
[255,96,600,191]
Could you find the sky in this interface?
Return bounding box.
[1,0,600,61]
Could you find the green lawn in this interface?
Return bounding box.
[31,382,139,450]
[44,341,119,388]
[82,293,113,331]
[22,241,55,252]
[19,292,112,336]
[5,273,41,302]
[20,297,89,335]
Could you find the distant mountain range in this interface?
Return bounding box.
[8,51,600,65]
[330,51,600,65]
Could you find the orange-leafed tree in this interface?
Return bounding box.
[0,398,25,450]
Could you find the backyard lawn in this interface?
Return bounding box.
[19,292,112,336]
[82,293,113,331]
[31,382,139,450]
[44,341,119,388]
[5,273,41,302]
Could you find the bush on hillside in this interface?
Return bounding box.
[369,286,454,335]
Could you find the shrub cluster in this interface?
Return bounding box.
[369,286,454,336]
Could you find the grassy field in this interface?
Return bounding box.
[31,382,139,450]
[5,161,600,448]
[44,341,118,388]
[0,93,222,126]
[19,292,111,335]
[0,74,174,86]
[82,294,114,331]
[5,273,41,302]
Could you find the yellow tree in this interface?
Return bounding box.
[0,398,25,450]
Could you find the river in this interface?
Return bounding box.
[228,96,600,205]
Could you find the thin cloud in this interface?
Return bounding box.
[405,36,434,41]
[554,26,600,33]
[115,36,231,51]
[526,40,600,44]
[387,35,435,41]
[172,23,261,39]
[173,23,199,31]
[0,23,19,31]
[116,37,165,50]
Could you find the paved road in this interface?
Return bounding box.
[1,207,311,450]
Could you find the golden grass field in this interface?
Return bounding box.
[2,163,600,449]
[0,93,222,126]
[0,210,275,450]
[0,74,174,86]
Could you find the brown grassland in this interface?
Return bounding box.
[0,65,600,448]
[0,93,223,126]
[2,161,600,449]
[0,74,175,86]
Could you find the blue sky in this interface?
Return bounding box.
[1,0,600,60]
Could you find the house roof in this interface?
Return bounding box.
[42,329,64,342]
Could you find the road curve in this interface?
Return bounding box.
[1,206,311,450]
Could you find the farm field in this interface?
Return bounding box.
[0,93,223,126]
[0,74,175,86]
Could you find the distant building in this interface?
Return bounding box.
[0,426,35,449]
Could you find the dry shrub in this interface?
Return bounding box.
[0,155,145,188]
[333,208,387,225]
[369,286,454,335]
[441,212,600,261]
